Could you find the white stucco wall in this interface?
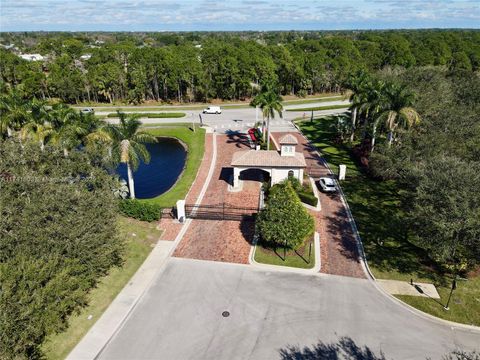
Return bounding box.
[271,168,301,185]
[280,145,295,157]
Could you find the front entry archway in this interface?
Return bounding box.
[239,168,271,184]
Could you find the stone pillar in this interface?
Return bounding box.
[233,167,241,188]
[339,164,346,181]
[176,199,185,223]
[298,168,304,182]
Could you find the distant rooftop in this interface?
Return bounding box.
[231,150,306,168]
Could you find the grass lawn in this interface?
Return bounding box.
[254,239,315,269]
[286,104,349,112]
[141,124,205,208]
[283,95,344,105]
[297,117,480,326]
[41,217,162,360]
[106,112,186,118]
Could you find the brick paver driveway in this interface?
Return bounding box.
[273,131,365,278]
[174,133,259,264]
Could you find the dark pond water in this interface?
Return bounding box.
[116,138,186,199]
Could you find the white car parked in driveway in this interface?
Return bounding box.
[202,106,222,114]
[318,177,337,192]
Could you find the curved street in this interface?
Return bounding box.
[97,258,479,360]
[75,102,479,360]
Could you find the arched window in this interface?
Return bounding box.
[288,170,294,178]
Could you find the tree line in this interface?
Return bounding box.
[1,30,479,104]
[346,67,480,271]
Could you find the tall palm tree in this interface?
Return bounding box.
[359,80,386,152]
[378,83,420,147]
[346,71,370,142]
[105,111,157,199]
[251,85,283,150]
[48,105,87,156]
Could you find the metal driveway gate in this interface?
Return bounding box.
[184,203,257,221]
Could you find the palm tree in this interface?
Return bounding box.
[346,71,370,142]
[378,83,420,147]
[0,91,30,137]
[20,122,54,151]
[359,80,386,152]
[251,84,283,150]
[104,111,157,199]
[49,105,87,156]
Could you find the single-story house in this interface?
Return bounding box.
[231,133,306,189]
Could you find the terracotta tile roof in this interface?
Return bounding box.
[231,150,306,168]
[279,134,298,145]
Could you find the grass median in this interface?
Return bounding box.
[106,112,186,118]
[41,217,162,360]
[254,239,315,269]
[297,116,480,326]
[286,104,349,112]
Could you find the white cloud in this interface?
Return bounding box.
[0,0,478,30]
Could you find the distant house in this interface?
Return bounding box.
[19,53,44,61]
[0,43,15,50]
[80,54,92,61]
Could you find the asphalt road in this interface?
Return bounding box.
[104,100,349,134]
[98,258,480,360]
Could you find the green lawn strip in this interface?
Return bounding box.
[396,274,480,326]
[140,125,205,208]
[297,116,480,326]
[286,104,349,112]
[41,217,162,360]
[75,94,342,110]
[254,240,315,269]
[283,96,344,105]
[106,112,186,118]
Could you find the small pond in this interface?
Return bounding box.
[116,138,187,199]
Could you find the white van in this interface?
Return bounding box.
[202,106,222,114]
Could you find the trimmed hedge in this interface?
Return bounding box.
[107,112,185,118]
[119,199,162,222]
[298,191,318,207]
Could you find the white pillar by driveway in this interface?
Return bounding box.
[233,167,241,188]
[176,199,185,222]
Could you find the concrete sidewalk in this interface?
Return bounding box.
[67,240,174,360]
[377,279,441,299]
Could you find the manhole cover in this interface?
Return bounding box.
[222,311,230,317]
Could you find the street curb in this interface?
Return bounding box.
[295,125,480,333]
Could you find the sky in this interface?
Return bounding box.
[0,0,479,32]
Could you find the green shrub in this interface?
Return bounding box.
[107,112,185,118]
[257,182,315,250]
[119,199,162,222]
[298,191,318,207]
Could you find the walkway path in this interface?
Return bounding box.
[173,133,258,263]
[272,131,365,278]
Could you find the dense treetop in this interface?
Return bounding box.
[1,30,479,104]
